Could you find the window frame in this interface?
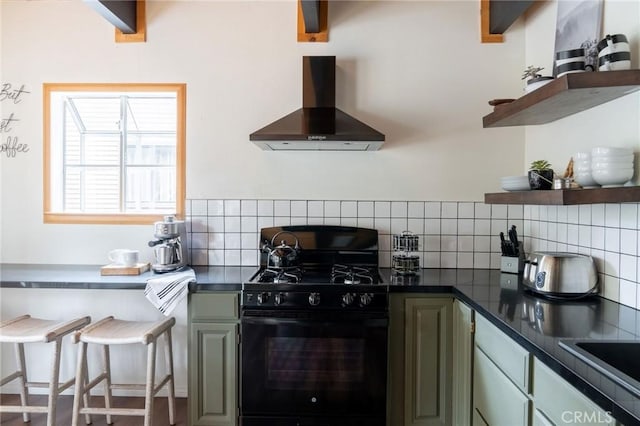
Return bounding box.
[43,83,186,225]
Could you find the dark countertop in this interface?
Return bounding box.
[2,264,639,424]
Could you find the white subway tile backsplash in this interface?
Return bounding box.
[391,201,407,218]
[391,218,407,234]
[592,204,605,226]
[241,199,258,216]
[492,205,508,219]
[257,200,274,216]
[475,202,491,219]
[225,200,241,216]
[325,201,340,217]
[442,202,458,218]
[187,199,639,308]
[274,200,290,216]
[407,218,423,235]
[192,199,208,216]
[621,229,638,255]
[308,201,324,217]
[408,202,424,218]
[621,204,638,228]
[375,201,391,217]
[224,233,241,249]
[425,202,441,218]
[291,200,307,217]
[606,204,621,227]
[225,216,241,232]
[241,216,258,233]
[207,199,224,216]
[341,201,357,217]
[358,201,374,217]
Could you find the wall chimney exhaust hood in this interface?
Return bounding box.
[250,56,385,151]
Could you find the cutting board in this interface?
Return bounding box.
[100,262,151,276]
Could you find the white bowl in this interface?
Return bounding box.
[592,146,634,157]
[574,172,599,188]
[502,183,531,191]
[501,176,530,191]
[591,161,634,170]
[591,168,634,187]
[574,152,591,160]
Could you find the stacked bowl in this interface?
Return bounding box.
[574,151,598,188]
[501,175,531,191]
[591,147,634,187]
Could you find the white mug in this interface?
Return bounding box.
[108,249,139,267]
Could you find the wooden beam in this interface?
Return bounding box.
[115,0,146,43]
[480,0,503,43]
[297,0,328,43]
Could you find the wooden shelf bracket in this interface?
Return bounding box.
[298,0,328,43]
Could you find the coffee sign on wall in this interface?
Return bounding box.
[1,83,30,158]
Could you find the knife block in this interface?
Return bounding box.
[501,251,525,274]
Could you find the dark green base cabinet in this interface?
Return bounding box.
[388,295,454,426]
[188,292,240,426]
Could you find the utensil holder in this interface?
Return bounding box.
[501,251,525,274]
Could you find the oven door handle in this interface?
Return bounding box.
[241,315,388,327]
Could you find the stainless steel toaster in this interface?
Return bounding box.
[523,252,598,296]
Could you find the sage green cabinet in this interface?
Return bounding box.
[473,315,531,426]
[388,295,453,426]
[452,299,474,426]
[188,292,239,426]
[532,357,616,426]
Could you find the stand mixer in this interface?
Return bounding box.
[148,215,188,273]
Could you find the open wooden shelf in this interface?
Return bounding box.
[485,186,640,205]
[483,70,640,128]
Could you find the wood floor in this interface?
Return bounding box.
[0,394,187,425]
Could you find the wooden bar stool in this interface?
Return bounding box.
[71,316,176,426]
[0,314,91,426]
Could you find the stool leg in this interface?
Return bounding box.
[46,337,63,426]
[82,355,91,425]
[71,341,87,426]
[14,342,29,423]
[102,344,113,425]
[144,340,157,426]
[164,329,176,425]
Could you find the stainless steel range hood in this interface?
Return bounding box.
[250,56,385,151]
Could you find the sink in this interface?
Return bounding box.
[559,340,640,398]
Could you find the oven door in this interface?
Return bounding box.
[240,310,388,425]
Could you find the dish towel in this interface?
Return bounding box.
[145,268,196,315]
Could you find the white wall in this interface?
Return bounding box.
[0,0,526,265]
[523,0,640,174]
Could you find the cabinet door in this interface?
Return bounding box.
[533,409,554,426]
[453,299,474,426]
[533,358,616,426]
[404,298,453,426]
[473,348,530,426]
[189,322,238,426]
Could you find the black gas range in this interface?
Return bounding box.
[240,225,388,426]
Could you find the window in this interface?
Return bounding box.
[43,83,186,224]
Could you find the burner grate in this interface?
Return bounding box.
[331,264,374,285]
[257,267,303,284]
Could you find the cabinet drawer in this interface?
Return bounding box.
[475,315,530,393]
[473,348,530,425]
[190,292,239,321]
[533,358,615,426]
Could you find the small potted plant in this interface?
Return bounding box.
[522,66,554,93]
[529,160,554,190]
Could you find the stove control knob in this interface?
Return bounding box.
[309,292,321,306]
[257,292,269,305]
[342,293,355,306]
[360,293,373,306]
[274,293,285,305]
